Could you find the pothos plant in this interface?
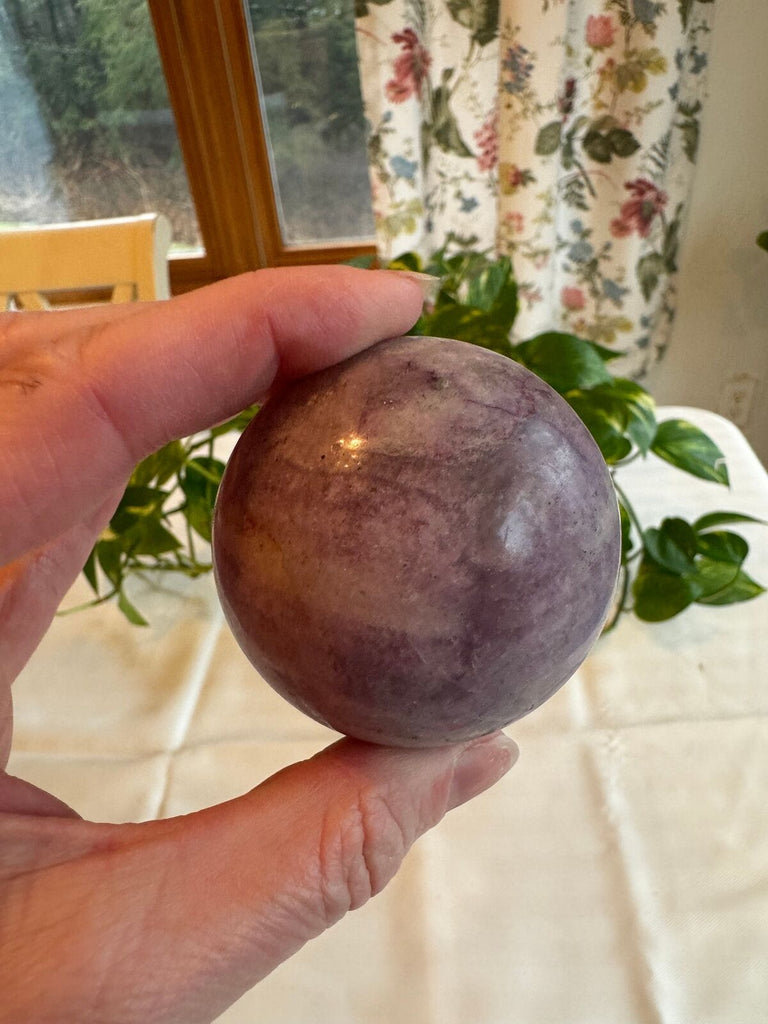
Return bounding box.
[71,247,765,629]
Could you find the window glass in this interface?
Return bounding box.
[0,0,200,252]
[245,0,374,245]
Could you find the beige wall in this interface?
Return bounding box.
[648,1,768,466]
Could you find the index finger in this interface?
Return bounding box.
[0,266,425,567]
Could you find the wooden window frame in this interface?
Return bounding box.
[147,0,376,293]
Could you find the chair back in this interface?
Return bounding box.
[0,213,172,309]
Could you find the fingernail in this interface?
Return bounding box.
[387,270,442,302]
[447,732,519,811]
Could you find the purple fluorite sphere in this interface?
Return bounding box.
[212,336,621,747]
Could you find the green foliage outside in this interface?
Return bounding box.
[0,0,196,241]
[246,0,374,240]
[249,0,366,141]
[3,0,166,163]
[1,0,371,243]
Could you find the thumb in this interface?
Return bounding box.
[3,733,517,1024]
[141,733,518,1022]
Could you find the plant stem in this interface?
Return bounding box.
[186,516,198,565]
[612,475,644,541]
[605,475,646,631]
[187,437,210,453]
[57,587,120,616]
[614,449,642,469]
[187,461,223,485]
[602,564,630,634]
[572,158,597,199]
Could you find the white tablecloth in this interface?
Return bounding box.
[9,407,768,1024]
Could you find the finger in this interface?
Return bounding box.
[0,266,424,567]
[0,773,81,817]
[0,486,124,692]
[1,733,517,1024]
[0,302,144,363]
[80,266,426,453]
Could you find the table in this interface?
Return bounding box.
[9,407,768,1024]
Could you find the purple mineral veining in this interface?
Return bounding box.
[212,335,621,747]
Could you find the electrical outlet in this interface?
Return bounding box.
[720,373,759,428]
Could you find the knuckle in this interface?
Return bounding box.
[317,786,409,924]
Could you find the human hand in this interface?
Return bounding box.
[0,266,518,1023]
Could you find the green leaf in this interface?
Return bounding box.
[633,511,762,618]
[210,405,260,439]
[620,396,657,454]
[180,457,226,542]
[677,0,694,30]
[128,518,182,557]
[131,441,187,488]
[685,557,742,600]
[566,391,632,463]
[639,46,669,77]
[355,0,397,16]
[696,569,765,606]
[466,257,514,313]
[110,485,169,534]
[696,530,749,566]
[96,537,124,588]
[446,0,499,46]
[651,419,729,485]
[607,127,641,158]
[556,369,656,464]
[535,121,562,156]
[82,548,99,594]
[387,252,423,273]
[345,253,378,269]
[586,378,657,455]
[633,559,697,621]
[591,114,619,133]
[415,253,519,355]
[676,0,713,31]
[562,175,589,210]
[757,231,768,253]
[662,211,681,271]
[116,484,167,509]
[430,85,473,158]
[183,499,215,544]
[643,517,698,574]
[693,511,766,532]
[680,118,699,163]
[618,500,634,560]
[157,441,189,486]
[582,129,612,164]
[637,252,666,301]
[130,452,160,488]
[117,589,149,626]
[514,332,616,393]
[568,395,633,463]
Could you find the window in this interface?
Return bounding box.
[0,0,376,293]
[245,1,375,246]
[149,0,377,290]
[0,1,201,253]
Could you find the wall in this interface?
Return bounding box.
[648,0,768,466]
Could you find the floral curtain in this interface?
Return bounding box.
[354,0,716,377]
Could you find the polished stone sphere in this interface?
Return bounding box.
[212,336,621,747]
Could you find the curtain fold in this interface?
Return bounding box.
[355,0,716,377]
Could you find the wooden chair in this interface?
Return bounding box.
[0,213,172,310]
